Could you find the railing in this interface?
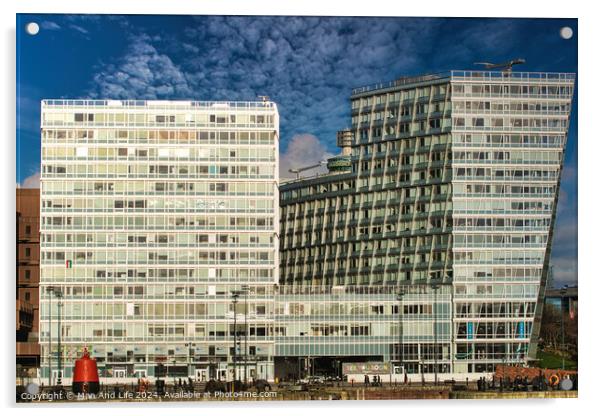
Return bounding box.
[352,72,451,95]
[351,70,576,96]
[450,70,576,82]
[279,170,352,186]
[42,99,276,110]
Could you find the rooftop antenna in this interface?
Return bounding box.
[257,95,270,104]
[288,160,327,180]
[474,58,526,73]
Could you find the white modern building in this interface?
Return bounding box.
[39,100,280,383]
[38,69,575,385]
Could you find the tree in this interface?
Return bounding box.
[540,303,578,361]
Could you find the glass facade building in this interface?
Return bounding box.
[38,69,575,383]
[277,70,575,378]
[39,100,280,382]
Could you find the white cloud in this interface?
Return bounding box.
[40,21,61,31]
[279,134,335,180]
[89,34,192,100]
[19,172,40,189]
[86,16,442,153]
[70,24,89,34]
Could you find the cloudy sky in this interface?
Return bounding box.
[16,14,577,287]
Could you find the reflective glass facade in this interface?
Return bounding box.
[40,100,280,382]
[278,70,574,376]
[449,71,574,372]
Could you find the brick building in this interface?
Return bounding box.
[17,188,40,377]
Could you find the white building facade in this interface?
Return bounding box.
[448,71,574,373]
[39,100,279,383]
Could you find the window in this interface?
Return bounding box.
[25,247,31,257]
[25,225,31,235]
[472,118,485,127]
[74,113,93,122]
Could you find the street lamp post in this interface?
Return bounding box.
[431,283,441,386]
[396,288,406,382]
[56,290,63,385]
[185,342,195,379]
[560,285,568,371]
[241,285,249,386]
[231,292,239,384]
[45,286,54,387]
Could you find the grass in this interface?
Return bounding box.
[536,350,577,370]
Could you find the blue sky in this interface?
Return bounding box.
[15,14,577,287]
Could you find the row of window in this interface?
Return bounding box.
[453,133,565,147]
[280,269,452,286]
[41,215,275,230]
[42,129,275,144]
[43,180,274,195]
[453,116,568,129]
[451,83,572,96]
[44,301,271,319]
[42,232,273,246]
[452,100,570,113]
[454,183,556,195]
[355,119,451,140]
[351,84,449,108]
[452,150,562,162]
[454,167,559,180]
[355,101,447,121]
[354,133,451,154]
[453,199,553,212]
[454,283,539,297]
[43,197,274,213]
[454,266,543,280]
[40,322,272,341]
[455,321,532,339]
[42,163,275,177]
[454,234,548,246]
[453,217,551,228]
[455,302,536,318]
[42,146,275,160]
[40,265,274,286]
[282,183,450,205]
[42,249,275,264]
[44,112,276,126]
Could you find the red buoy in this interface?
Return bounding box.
[72,348,100,394]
